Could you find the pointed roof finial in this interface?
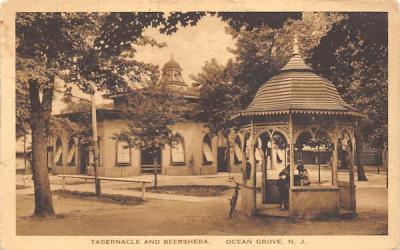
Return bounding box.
[293,34,300,55]
[163,52,182,70]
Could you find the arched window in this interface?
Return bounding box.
[67,138,76,166]
[54,137,63,166]
[233,136,243,164]
[171,134,185,164]
[202,134,214,165]
[116,140,131,165]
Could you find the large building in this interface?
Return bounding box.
[49,56,247,177]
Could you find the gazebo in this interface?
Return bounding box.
[236,36,365,219]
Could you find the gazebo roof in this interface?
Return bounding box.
[238,37,364,118]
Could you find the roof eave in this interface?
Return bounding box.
[233,109,366,119]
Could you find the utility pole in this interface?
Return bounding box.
[89,82,101,196]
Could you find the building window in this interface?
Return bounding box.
[171,134,185,164]
[54,137,63,166]
[67,138,76,166]
[202,134,214,165]
[116,140,131,166]
[233,136,243,164]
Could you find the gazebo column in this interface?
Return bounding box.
[249,119,257,215]
[289,112,295,187]
[288,112,295,218]
[332,139,338,186]
[332,120,339,186]
[240,130,247,183]
[349,131,356,210]
[270,140,276,170]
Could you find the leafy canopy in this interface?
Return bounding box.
[309,12,388,148]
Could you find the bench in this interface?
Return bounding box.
[141,164,161,174]
[57,175,152,201]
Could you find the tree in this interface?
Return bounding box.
[192,58,237,134]
[308,12,388,181]
[115,87,188,189]
[16,13,86,217]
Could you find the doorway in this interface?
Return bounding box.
[141,148,162,174]
[217,136,229,172]
[217,147,228,172]
[258,131,288,204]
[80,146,88,174]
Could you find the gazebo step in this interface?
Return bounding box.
[338,208,356,219]
[256,206,355,219]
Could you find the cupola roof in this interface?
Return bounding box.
[162,53,182,70]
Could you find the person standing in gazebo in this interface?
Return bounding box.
[278,165,290,210]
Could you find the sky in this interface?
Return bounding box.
[52,16,236,114]
[135,16,236,83]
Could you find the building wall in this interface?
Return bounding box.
[51,133,80,175]
[83,119,217,177]
[163,122,217,176]
[16,153,28,171]
[93,119,141,177]
[229,150,244,173]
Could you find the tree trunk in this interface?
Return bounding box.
[153,149,158,190]
[355,128,368,181]
[226,141,231,179]
[29,79,55,217]
[382,148,388,169]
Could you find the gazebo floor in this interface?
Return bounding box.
[257,204,289,218]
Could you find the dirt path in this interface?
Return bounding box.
[16,187,387,235]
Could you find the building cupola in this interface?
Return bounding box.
[159,53,187,91]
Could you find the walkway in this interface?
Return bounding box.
[16,166,387,202]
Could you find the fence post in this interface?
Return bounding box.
[141,182,146,201]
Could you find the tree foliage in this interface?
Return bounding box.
[309,12,388,149]
[114,86,189,188]
[115,87,188,150]
[216,12,301,31]
[192,58,237,136]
